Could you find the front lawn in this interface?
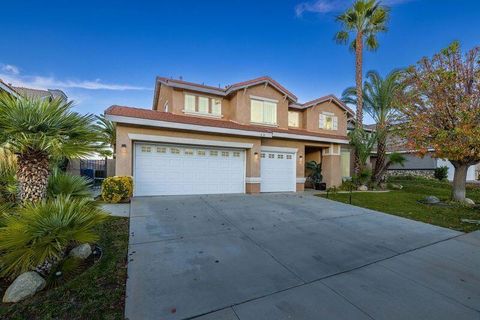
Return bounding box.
[320,178,480,233]
[0,217,129,320]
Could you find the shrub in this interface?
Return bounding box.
[352,168,372,186]
[101,176,133,203]
[434,166,449,181]
[0,147,17,203]
[0,196,108,278]
[47,168,92,199]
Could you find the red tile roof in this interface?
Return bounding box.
[105,105,348,141]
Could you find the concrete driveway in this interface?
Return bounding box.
[125,193,480,320]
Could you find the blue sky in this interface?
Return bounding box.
[1,0,479,124]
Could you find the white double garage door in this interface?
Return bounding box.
[134,142,296,196]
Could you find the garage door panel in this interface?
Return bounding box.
[260,151,296,193]
[134,143,245,196]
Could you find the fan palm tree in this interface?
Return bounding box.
[335,0,389,174]
[343,69,405,184]
[0,93,100,203]
[95,114,116,157]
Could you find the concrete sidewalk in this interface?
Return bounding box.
[125,193,480,320]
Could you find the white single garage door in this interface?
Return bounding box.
[260,150,296,192]
[134,143,245,196]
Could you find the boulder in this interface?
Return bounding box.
[357,185,368,191]
[69,243,92,260]
[462,198,475,206]
[424,196,440,204]
[3,271,45,303]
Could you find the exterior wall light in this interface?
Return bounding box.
[299,155,303,163]
[254,152,259,160]
[121,144,127,154]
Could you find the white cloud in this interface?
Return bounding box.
[0,65,148,91]
[1,64,20,75]
[295,0,415,16]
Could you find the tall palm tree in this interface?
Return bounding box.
[342,69,405,183]
[95,114,116,157]
[0,93,100,203]
[335,0,389,174]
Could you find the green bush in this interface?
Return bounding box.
[0,147,17,203]
[47,168,92,199]
[434,166,449,181]
[0,196,108,278]
[101,176,133,203]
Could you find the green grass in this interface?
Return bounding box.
[0,217,129,320]
[320,178,480,233]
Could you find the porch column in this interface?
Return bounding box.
[322,144,342,188]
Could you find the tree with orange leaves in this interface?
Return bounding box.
[401,41,480,202]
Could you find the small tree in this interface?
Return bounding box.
[0,93,100,203]
[400,42,480,201]
[348,128,376,185]
[343,69,405,184]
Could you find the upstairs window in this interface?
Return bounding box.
[184,94,222,116]
[319,112,338,130]
[251,98,277,125]
[198,97,209,113]
[288,111,300,127]
[185,94,196,112]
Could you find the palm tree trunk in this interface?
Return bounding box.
[354,32,364,175]
[451,161,468,201]
[17,151,50,203]
[373,133,386,184]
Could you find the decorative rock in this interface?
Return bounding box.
[3,271,46,303]
[69,243,92,259]
[462,198,475,206]
[390,183,403,190]
[357,185,368,191]
[424,196,440,204]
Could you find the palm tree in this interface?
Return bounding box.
[335,0,389,174]
[0,93,100,203]
[343,69,405,184]
[95,114,116,157]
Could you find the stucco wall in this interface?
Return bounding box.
[154,83,347,140]
[304,101,348,135]
[115,124,343,192]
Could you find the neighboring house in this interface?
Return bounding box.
[369,130,478,181]
[0,79,67,101]
[105,76,354,196]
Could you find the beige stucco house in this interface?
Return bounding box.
[105,76,354,196]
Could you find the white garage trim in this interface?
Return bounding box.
[246,177,261,183]
[272,132,349,144]
[261,146,298,153]
[107,115,272,138]
[128,133,254,149]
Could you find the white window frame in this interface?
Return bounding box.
[250,98,277,126]
[319,112,338,130]
[288,111,300,127]
[184,94,196,112]
[183,93,222,118]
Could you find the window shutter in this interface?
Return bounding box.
[333,116,338,130]
[319,114,325,129]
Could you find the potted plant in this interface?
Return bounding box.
[306,160,326,190]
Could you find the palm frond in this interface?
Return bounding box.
[0,93,100,160]
[47,168,93,199]
[0,196,108,278]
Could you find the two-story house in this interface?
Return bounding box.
[105,76,354,196]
